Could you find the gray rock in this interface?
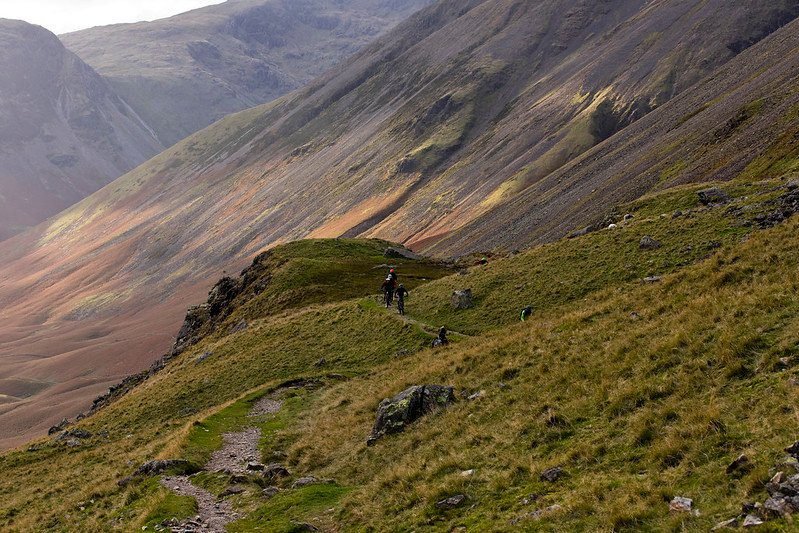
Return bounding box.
[785,441,799,459]
[643,276,662,283]
[567,227,591,239]
[451,289,474,310]
[712,518,739,530]
[726,454,751,476]
[56,428,92,441]
[262,463,290,481]
[134,459,190,476]
[262,487,281,499]
[290,522,319,532]
[698,188,731,206]
[540,467,565,483]
[764,495,790,516]
[220,485,246,497]
[246,462,265,472]
[195,351,212,364]
[367,385,456,445]
[48,418,71,435]
[231,319,248,333]
[669,496,693,512]
[742,514,764,527]
[292,476,320,488]
[467,390,486,401]
[436,494,467,510]
[639,235,662,250]
[384,247,422,260]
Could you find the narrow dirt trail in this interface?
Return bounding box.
[382,303,472,339]
[160,395,284,532]
[206,427,261,474]
[160,476,239,532]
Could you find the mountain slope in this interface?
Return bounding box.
[0,19,163,241]
[62,0,435,146]
[2,0,799,447]
[3,178,799,530]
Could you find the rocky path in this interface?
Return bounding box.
[160,476,239,532]
[159,395,284,532]
[206,427,261,475]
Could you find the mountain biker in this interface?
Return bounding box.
[431,326,449,348]
[388,268,397,283]
[396,284,409,315]
[381,276,396,307]
[520,306,533,322]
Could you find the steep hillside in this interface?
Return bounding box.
[2,0,799,447]
[0,19,163,241]
[3,177,799,530]
[62,0,434,146]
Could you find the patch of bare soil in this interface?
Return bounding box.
[248,396,283,417]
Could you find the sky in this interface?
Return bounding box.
[0,0,226,35]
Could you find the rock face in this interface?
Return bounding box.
[62,0,435,147]
[451,290,474,310]
[367,385,456,445]
[0,19,162,241]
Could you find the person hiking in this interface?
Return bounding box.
[381,276,396,307]
[520,306,533,322]
[431,326,449,348]
[396,284,409,315]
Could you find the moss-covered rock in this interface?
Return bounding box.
[367,385,455,445]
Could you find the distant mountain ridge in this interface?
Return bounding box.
[62,0,435,147]
[0,19,163,241]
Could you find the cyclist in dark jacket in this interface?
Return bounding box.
[396,284,409,315]
[381,277,396,307]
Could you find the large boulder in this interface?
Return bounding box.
[697,187,730,206]
[451,289,474,310]
[367,385,455,445]
[384,247,422,260]
[639,235,662,250]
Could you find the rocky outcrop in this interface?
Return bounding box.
[713,441,799,528]
[698,188,731,206]
[118,459,192,486]
[367,385,456,445]
[753,185,799,229]
[639,236,662,250]
[384,247,422,260]
[451,289,474,310]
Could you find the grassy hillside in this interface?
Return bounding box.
[5,0,799,447]
[3,176,799,530]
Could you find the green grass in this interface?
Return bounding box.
[404,181,783,335]
[208,239,454,338]
[229,484,351,532]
